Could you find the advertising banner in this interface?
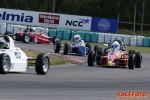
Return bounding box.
[91,17,117,33]
[59,15,91,31]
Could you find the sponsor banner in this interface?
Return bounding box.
[59,15,91,31]
[91,17,117,33]
[0,8,61,27]
[0,8,91,30]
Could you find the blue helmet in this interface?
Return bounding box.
[112,41,120,50]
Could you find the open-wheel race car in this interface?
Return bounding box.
[54,34,91,55]
[88,40,142,69]
[4,26,60,44]
[0,35,50,74]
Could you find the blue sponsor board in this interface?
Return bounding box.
[91,17,117,33]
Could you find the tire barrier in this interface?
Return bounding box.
[1,22,150,47]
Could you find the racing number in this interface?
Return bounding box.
[15,49,21,59]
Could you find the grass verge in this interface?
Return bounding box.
[22,49,76,66]
[61,40,150,54]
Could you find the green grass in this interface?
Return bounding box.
[22,49,76,66]
[61,40,150,53]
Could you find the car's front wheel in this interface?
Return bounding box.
[0,53,11,74]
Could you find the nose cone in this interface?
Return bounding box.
[107,61,112,66]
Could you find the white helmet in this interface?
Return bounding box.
[30,27,36,32]
[74,34,81,42]
[112,41,120,50]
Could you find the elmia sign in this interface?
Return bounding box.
[39,14,60,24]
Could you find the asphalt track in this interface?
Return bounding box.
[0,41,149,100]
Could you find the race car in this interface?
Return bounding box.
[0,35,50,74]
[88,40,142,69]
[4,26,60,44]
[54,34,91,55]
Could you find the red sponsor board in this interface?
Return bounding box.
[39,14,60,24]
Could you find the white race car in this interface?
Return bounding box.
[0,35,50,75]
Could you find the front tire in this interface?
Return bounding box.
[0,53,11,74]
[128,54,135,69]
[35,53,50,75]
[87,50,95,66]
[135,52,142,68]
[63,42,69,55]
[22,34,30,43]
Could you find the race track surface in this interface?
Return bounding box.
[0,42,149,100]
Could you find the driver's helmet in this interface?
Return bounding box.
[30,27,36,32]
[0,37,8,49]
[74,34,81,42]
[111,41,120,50]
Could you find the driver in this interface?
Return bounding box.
[0,37,9,49]
[111,41,120,51]
[70,34,84,52]
[29,27,36,32]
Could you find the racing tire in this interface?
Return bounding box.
[63,42,69,55]
[87,50,95,66]
[54,40,61,53]
[52,36,61,45]
[85,42,91,55]
[96,48,103,65]
[128,54,135,69]
[94,45,99,52]
[0,53,11,74]
[135,52,142,68]
[35,53,50,75]
[22,34,30,43]
[129,50,136,55]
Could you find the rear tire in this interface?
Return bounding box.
[35,53,50,75]
[52,36,61,45]
[135,52,142,68]
[85,42,91,55]
[54,40,61,53]
[128,54,135,69]
[87,51,95,66]
[0,53,11,74]
[94,45,98,52]
[63,42,69,55]
[22,34,30,43]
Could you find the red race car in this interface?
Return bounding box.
[88,41,142,69]
[4,27,60,44]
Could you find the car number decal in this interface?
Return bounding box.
[15,49,21,59]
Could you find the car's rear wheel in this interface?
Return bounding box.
[85,42,91,55]
[128,54,135,69]
[87,50,95,66]
[35,53,50,75]
[129,50,136,55]
[94,45,98,52]
[52,36,61,45]
[22,34,30,43]
[0,53,11,74]
[63,42,69,55]
[135,52,142,68]
[54,40,61,53]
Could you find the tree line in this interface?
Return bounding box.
[0,0,149,30]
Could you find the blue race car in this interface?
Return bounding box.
[54,34,91,55]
